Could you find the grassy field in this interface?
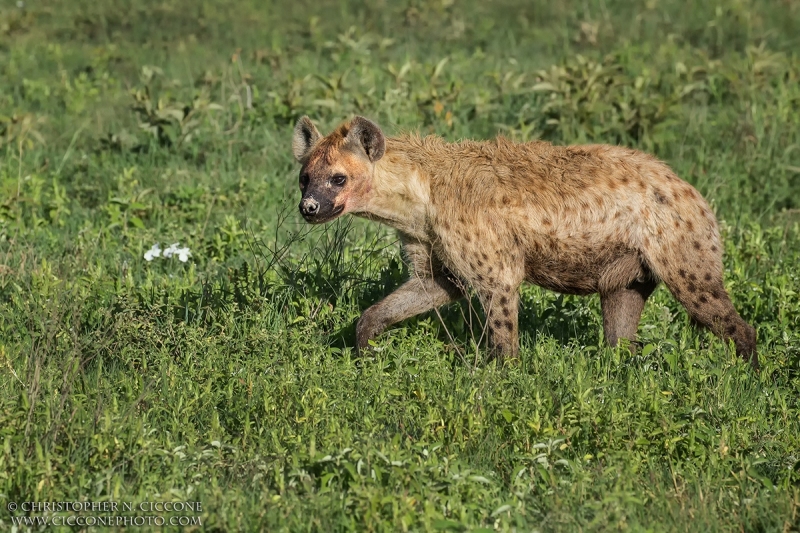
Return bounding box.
[1,0,800,531]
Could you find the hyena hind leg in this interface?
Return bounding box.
[600,278,659,350]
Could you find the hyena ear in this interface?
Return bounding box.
[292,116,322,162]
[346,116,385,162]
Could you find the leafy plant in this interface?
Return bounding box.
[131,67,223,148]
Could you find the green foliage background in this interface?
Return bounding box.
[1,0,799,530]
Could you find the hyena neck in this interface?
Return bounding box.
[355,137,431,241]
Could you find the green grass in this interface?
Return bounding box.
[1,0,800,531]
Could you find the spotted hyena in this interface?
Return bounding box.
[291,115,758,370]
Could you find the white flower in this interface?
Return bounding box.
[146,242,191,263]
[162,243,181,258]
[144,243,161,261]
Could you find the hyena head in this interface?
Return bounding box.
[291,115,385,224]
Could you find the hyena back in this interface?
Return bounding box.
[291,115,758,370]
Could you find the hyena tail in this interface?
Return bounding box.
[640,222,758,370]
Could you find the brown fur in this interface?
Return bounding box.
[292,116,759,370]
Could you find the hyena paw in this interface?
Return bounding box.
[355,312,385,355]
[485,343,518,365]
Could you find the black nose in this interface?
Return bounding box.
[300,197,319,217]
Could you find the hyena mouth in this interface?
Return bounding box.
[324,204,345,221]
[304,204,345,224]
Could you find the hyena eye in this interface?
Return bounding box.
[299,174,309,189]
[330,174,347,187]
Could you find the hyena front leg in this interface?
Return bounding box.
[476,287,520,361]
[356,274,464,354]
